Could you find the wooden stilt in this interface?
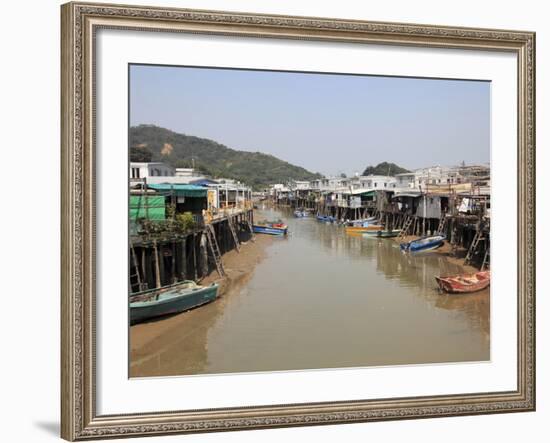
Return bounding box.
[130,242,143,291]
[152,240,161,289]
[171,240,177,283]
[181,237,187,280]
[192,233,197,280]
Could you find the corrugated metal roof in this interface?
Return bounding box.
[190,178,219,186]
[394,192,422,198]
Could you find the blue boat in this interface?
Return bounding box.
[294,210,310,218]
[400,235,445,253]
[130,280,219,324]
[252,224,288,235]
[316,215,336,223]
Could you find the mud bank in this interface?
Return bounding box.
[395,235,481,274]
[199,235,274,295]
[129,234,274,377]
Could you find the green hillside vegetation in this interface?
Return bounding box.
[130,125,322,189]
[362,162,410,176]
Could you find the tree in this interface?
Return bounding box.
[130,144,153,162]
[362,162,410,176]
[129,124,324,189]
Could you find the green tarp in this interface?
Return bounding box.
[147,184,208,198]
[360,190,376,197]
[129,195,165,221]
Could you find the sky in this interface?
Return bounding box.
[130,64,490,176]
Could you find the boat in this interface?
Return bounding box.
[316,214,336,223]
[252,222,288,235]
[345,224,384,234]
[363,229,402,238]
[293,209,310,218]
[130,280,219,324]
[400,235,445,253]
[435,271,490,294]
[347,216,378,226]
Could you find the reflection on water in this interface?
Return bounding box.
[132,208,489,376]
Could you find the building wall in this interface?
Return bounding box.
[130,162,175,179]
[416,195,443,219]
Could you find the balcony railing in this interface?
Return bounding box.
[205,201,253,223]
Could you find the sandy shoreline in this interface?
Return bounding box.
[129,233,274,377]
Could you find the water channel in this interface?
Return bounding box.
[130,208,490,377]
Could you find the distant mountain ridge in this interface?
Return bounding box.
[130,125,322,189]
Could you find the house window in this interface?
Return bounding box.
[384,183,387,187]
[131,167,140,178]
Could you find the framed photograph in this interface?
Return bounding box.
[61,1,535,440]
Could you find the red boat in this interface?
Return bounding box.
[435,271,490,294]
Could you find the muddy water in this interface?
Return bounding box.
[130,208,489,377]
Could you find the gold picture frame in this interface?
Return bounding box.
[61,2,535,440]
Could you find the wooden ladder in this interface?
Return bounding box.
[481,246,490,270]
[436,215,447,235]
[464,230,484,265]
[245,219,256,242]
[398,215,414,240]
[227,217,241,252]
[205,224,225,276]
[129,242,145,291]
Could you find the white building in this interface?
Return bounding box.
[414,166,452,187]
[270,183,291,198]
[292,180,311,190]
[175,168,201,177]
[394,172,416,189]
[130,162,175,179]
[394,166,463,190]
[350,175,396,190]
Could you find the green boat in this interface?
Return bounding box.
[130,280,219,324]
[362,229,402,238]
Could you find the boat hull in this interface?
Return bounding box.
[436,271,490,294]
[363,229,402,238]
[252,225,288,235]
[400,235,445,253]
[348,216,378,226]
[345,225,384,234]
[130,282,219,324]
[316,215,335,223]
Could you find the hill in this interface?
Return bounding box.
[130,125,322,189]
[362,162,410,176]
